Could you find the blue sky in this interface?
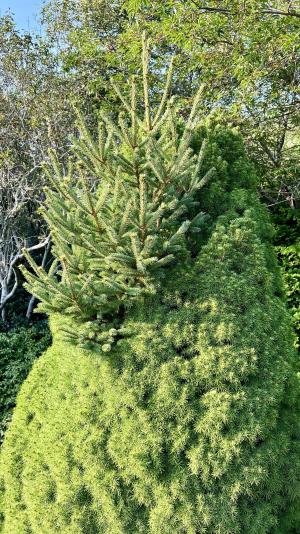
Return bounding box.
[0,0,45,31]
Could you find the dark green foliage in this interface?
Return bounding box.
[272,206,300,347]
[277,243,300,346]
[1,189,299,533]
[0,320,51,443]
[192,125,257,216]
[272,206,300,247]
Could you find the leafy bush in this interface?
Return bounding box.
[272,206,300,348]
[277,243,300,347]
[0,320,51,442]
[1,190,299,534]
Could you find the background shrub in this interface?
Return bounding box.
[272,206,300,348]
[277,243,300,347]
[0,320,51,443]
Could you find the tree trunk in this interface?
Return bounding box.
[26,296,36,321]
[1,278,8,323]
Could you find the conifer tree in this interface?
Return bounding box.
[21,33,214,352]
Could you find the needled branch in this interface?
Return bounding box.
[26,239,51,320]
[142,32,152,132]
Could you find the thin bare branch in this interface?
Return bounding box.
[0,236,51,315]
[190,1,300,18]
[262,8,300,18]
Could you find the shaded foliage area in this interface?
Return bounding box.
[0,319,51,443]
[272,206,300,347]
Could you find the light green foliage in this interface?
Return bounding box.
[1,189,300,533]
[21,37,215,351]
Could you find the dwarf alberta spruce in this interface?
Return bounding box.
[1,189,300,533]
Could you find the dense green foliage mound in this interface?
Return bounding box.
[1,190,299,533]
[0,320,51,442]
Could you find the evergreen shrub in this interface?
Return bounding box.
[1,191,300,533]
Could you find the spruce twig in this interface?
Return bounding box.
[142,32,152,132]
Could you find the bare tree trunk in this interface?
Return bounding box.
[1,279,8,323]
[0,237,50,324]
[26,295,36,321]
